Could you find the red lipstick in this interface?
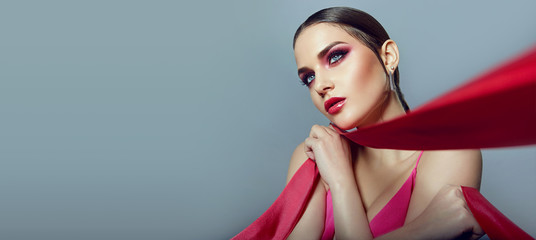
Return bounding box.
[324,97,346,114]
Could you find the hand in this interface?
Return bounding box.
[304,124,354,188]
[411,185,484,240]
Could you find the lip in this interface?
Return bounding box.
[324,97,347,114]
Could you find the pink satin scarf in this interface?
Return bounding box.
[232,46,536,240]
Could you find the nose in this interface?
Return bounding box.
[313,74,334,97]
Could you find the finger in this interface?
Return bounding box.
[457,186,485,233]
[456,186,479,224]
[452,188,480,238]
[305,151,315,161]
[455,186,463,198]
[456,186,471,208]
[329,122,344,132]
[319,124,337,136]
[304,137,317,160]
[325,125,338,135]
[468,212,484,239]
[310,125,332,138]
[309,125,323,138]
[328,124,336,131]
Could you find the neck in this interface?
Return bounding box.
[359,90,406,127]
[352,91,417,164]
[355,145,419,166]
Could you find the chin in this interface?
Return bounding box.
[328,111,365,130]
[331,119,359,131]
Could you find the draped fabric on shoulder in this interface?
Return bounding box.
[232,46,536,240]
[233,159,319,240]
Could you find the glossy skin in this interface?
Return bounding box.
[288,23,483,239]
[295,24,391,130]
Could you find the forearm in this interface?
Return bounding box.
[329,205,440,240]
[372,220,427,240]
[330,175,373,240]
[372,209,464,240]
[375,184,484,240]
[287,180,326,239]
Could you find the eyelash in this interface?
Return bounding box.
[300,73,315,87]
[299,49,349,87]
[328,50,348,65]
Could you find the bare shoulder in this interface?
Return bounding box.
[423,149,482,163]
[418,149,482,189]
[406,149,482,222]
[286,142,310,184]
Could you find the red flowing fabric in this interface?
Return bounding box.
[232,46,536,240]
[233,160,319,239]
[462,186,532,240]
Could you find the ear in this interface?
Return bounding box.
[380,39,399,73]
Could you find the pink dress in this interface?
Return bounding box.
[321,151,424,239]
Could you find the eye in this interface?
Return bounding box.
[328,50,348,65]
[301,73,315,87]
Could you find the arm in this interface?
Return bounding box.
[329,150,483,240]
[302,125,374,239]
[286,142,326,239]
[406,149,482,223]
[287,124,374,240]
[377,150,484,239]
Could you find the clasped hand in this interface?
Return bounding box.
[304,124,354,188]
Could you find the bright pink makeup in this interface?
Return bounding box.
[323,44,351,67]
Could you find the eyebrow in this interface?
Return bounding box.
[318,41,345,59]
[297,41,346,75]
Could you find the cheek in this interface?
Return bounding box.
[346,56,385,93]
[357,56,379,80]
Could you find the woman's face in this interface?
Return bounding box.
[294,23,389,130]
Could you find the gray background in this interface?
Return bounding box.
[1,0,535,239]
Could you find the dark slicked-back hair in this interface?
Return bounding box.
[294,7,409,111]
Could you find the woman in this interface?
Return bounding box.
[287,7,483,239]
